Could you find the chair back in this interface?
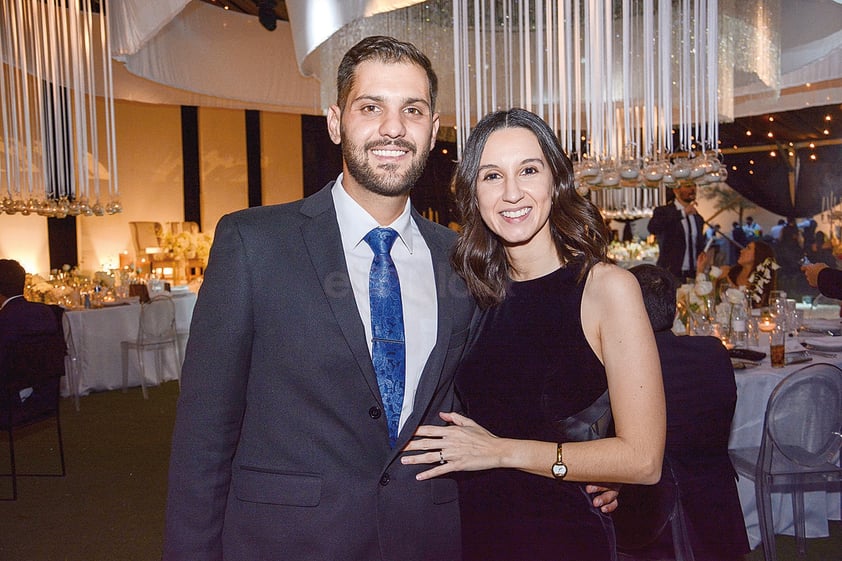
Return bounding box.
[137,295,177,345]
[1,334,67,395]
[614,457,695,560]
[129,221,164,256]
[761,363,842,471]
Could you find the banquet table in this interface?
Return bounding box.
[62,289,197,397]
[728,318,842,549]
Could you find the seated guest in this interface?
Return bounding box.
[618,264,749,561]
[0,259,62,404]
[711,240,777,308]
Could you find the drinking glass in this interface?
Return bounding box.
[770,323,786,368]
[746,317,760,347]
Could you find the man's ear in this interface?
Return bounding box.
[327,105,342,145]
[429,112,440,151]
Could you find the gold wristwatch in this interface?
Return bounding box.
[551,443,568,479]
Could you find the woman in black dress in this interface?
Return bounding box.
[402,109,666,561]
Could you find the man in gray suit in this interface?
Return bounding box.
[163,36,473,561]
[163,35,616,561]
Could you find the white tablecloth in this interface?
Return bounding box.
[728,322,842,549]
[62,291,197,396]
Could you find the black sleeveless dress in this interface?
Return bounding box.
[454,264,616,561]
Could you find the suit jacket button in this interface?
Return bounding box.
[380,473,391,486]
[368,406,382,419]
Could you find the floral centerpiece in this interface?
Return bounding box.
[24,264,95,305]
[161,230,214,266]
[607,239,659,264]
[674,266,723,334]
[24,273,56,303]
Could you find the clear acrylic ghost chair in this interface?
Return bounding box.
[121,295,182,399]
[60,313,81,411]
[729,363,842,561]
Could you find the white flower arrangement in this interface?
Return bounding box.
[692,275,714,298]
[724,287,746,305]
[747,257,780,305]
[161,230,214,265]
[715,286,747,324]
[24,274,54,302]
[607,240,659,263]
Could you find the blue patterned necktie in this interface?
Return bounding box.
[364,227,406,448]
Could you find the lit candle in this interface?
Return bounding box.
[758,317,776,332]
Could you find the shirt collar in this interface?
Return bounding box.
[332,173,415,254]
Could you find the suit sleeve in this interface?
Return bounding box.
[163,214,254,561]
[817,267,842,300]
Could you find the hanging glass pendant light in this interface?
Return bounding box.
[0,0,120,218]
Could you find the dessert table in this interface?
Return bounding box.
[62,289,197,397]
[728,319,842,549]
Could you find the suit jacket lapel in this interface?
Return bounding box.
[300,185,382,401]
[399,211,457,441]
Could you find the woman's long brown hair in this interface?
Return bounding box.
[450,108,612,308]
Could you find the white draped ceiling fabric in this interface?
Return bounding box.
[108,0,321,114]
[0,0,119,218]
[94,0,842,124]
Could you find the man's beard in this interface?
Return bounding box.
[341,131,430,197]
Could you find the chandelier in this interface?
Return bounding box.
[289,0,781,220]
[0,0,120,218]
[452,0,729,221]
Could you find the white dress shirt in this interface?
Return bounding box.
[332,176,438,433]
[675,199,698,272]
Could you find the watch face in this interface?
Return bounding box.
[552,462,568,479]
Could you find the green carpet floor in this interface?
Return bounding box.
[0,382,178,561]
[0,380,839,561]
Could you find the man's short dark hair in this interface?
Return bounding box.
[336,35,438,112]
[0,259,26,298]
[629,264,676,332]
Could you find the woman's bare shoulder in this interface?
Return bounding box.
[587,262,638,290]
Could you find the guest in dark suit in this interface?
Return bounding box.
[622,264,750,561]
[802,262,842,299]
[0,259,61,355]
[162,36,475,561]
[0,259,62,406]
[647,181,706,282]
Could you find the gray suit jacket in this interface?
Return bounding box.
[163,184,475,561]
